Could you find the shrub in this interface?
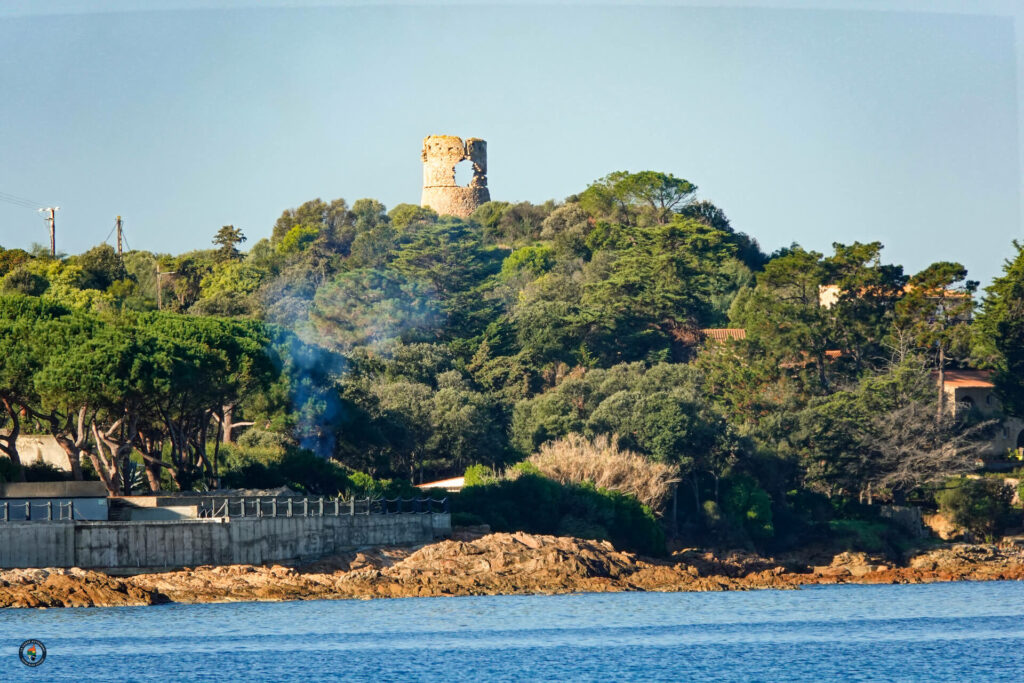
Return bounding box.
[0,457,17,483]
[501,245,555,280]
[463,463,496,488]
[720,474,774,542]
[220,446,350,495]
[452,472,666,556]
[526,433,678,513]
[1,267,48,296]
[236,428,291,451]
[768,489,832,551]
[935,478,1016,540]
[0,459,74,484]
[346,471,417,499]
[701,500,729,539]
[451,511,487,527]
[827,519,890,553]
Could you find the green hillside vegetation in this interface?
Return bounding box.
[2,170,1023,552]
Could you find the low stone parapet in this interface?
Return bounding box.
[0,513,451,571]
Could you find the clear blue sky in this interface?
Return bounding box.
[1,1,1020,286]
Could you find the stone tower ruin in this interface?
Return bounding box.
[420,135,490,219]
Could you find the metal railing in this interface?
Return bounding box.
[196,496,449,519]
[0,496,450,522]
[0,500,75,522]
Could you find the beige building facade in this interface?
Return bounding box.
[941,370,1024,459]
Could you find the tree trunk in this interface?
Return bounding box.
[167,466,185,491]
[50,406,89,482]
[220,405,233,444]
[215,404,254,444]
[91,414,140,496]
[817,351,829,392]
[196,410,215,485]
[937,345,946,419]
[53,437,84,482]
[160,409,192,490]
[0,397,26,482]
[89,453,116,492]
[143,459,162,493]
[212,416,222,489]
[84,440,116,495]
[136,431,169,493]
[671,485,679,538]
[91,429,121,496]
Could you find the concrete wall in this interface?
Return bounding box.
[0,523,75,568]
[0,434,72,472]
[116,505,197,521]
[1,481,108,498]
[0,513,451,570]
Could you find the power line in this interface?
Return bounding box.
[0,196,38,209]
[0,190,44,210]
[0,190,41,206]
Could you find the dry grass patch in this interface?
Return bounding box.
[525,433,679,513]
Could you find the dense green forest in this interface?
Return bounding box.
[2,170,1023,553]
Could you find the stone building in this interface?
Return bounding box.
[420,135,490,218]
[940,369,1024,459]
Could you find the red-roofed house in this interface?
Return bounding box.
[937,369,1024,458]
[700,328,746,342]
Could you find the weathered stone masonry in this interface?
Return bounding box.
[420,135,490,218]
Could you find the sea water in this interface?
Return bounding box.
[2,581,1023,681]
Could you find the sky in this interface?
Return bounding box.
[0,1,1021,287]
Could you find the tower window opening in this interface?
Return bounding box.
[454,159,474,187]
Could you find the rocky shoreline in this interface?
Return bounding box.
[2,531,1023,609]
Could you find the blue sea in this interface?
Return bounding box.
[2,581,1023,681]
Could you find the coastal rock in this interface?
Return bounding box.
[817,551,890,577]
[0,567,164,608]
[2,533,1024,609]
[923,513,964,541]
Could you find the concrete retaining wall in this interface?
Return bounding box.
[0,434,72,472]
[0,513,451,570]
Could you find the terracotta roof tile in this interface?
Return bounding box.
[701,328,746,342]
[937,369,994,389]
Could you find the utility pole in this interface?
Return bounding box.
[156,264,176,310]
[115,216,123,257]
[38,207,60,257]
